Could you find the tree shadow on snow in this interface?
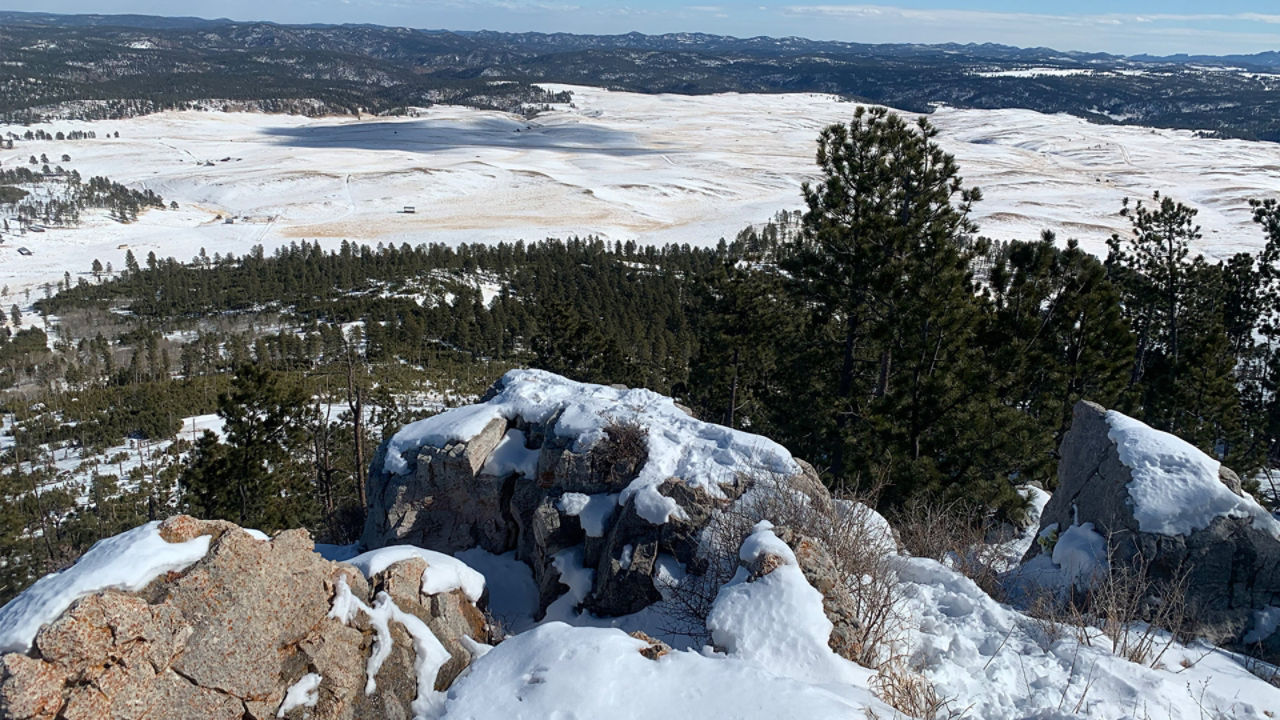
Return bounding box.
[260,116,661,157]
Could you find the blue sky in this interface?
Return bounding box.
[7,1,1280,55]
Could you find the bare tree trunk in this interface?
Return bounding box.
[874,348,892,399]
[345,344,368,511]
[833,314,858,481]
[727,347,739,429]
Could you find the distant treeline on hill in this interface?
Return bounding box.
[4,13,1280,139]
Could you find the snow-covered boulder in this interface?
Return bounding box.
[1024,400,1280,660]
[363,369,826,620]
[0,516,495,720]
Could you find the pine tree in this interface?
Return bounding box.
[784,107,1024,515]
[179,365,318,530]
[689,262,795,432]
[984,234,1135,485]
[1106,194,1242,443]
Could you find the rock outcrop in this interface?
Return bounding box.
[0,516,493,720]
[362,370,852,633]
[1026,400,1280,661]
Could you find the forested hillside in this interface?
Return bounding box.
[5,12,1280,139]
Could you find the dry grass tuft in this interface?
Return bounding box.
[1023,539,1191,668]
[867,658,967,720]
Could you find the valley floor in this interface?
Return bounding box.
[3,85,1280,298]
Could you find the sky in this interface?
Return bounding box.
[6,1,1280,56]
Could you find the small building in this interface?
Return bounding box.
[403,206,416,214]
[17,247,32,256]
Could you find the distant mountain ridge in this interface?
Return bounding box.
[1,10,1274,67]
[2,10,1280,140]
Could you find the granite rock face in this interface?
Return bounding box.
[0,516,493,720]
[1025,400,1280,661]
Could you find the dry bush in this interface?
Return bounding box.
[867,657,966,720]
[590,418,649,486]
[1023,540,1190,668]
[657,503,747,641]
[1091,545,1190,667]
[661,470,906,668]
[891,498,1005,601]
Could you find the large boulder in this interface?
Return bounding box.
[1025,400,1280,661]
[0,516,493,720]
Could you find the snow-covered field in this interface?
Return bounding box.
[3,84,1280,296]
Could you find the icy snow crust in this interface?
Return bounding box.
[276,673,322,717]
[1107,410,1280,539]
[478,428,539,478]
[0,521,211,654]
[345,546,486,603]
[556,491,619,537]
[385,369,800,524]
[1051,521,1108,588]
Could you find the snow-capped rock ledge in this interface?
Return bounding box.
[380,368,800,524]
[0,516,495,720]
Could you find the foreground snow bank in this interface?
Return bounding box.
[902,555,1280,719]
[384,368,800,524]
[0,521,211,654]
[709,522,872,688]
[436,522,892,718]
[1107,410,1280,539]
[441,622,886,719]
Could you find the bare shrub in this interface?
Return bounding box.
[590,418,649,486]
[661,470,906,668]
[657,503,748,641]
[892,498,1005,601]
[867,657,965,720]
[1022,539,1190,668]
[1091,544,1190,667]
[1026,590,1093,649]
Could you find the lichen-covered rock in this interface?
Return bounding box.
[0,516,493,720]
